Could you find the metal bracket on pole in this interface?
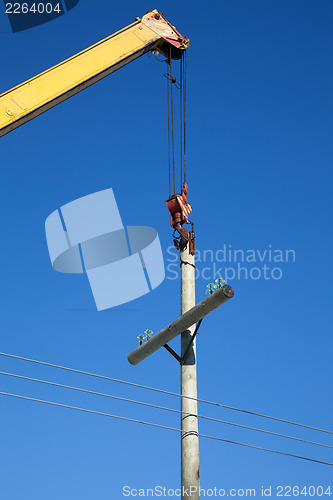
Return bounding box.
[163,344,183,363]
[163,318,203,365]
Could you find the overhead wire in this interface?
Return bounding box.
[1,369,333,451]
[0,351,332,437]
[1,390,333,467]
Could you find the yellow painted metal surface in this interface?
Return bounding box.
[0,10,188,137]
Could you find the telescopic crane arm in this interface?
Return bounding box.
[0,10,189,138]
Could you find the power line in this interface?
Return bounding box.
[1,369,333,451]
[1,390,332,468]
[1,351,332,437]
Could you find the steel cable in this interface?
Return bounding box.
[169,47,176,194]
[183,51,187,183]
[167,57,171,197]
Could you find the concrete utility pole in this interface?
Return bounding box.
[180,244,200,499]
[127,245,234,500]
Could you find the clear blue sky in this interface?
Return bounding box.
[1,1,333,498]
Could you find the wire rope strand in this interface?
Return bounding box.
[167,58,171,197]
[169,47,176,194]
[183,50,187,183]
[180,55,183,190]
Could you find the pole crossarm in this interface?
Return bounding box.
[128,285,234,365]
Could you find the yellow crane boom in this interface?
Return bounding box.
[0,10,189,138]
